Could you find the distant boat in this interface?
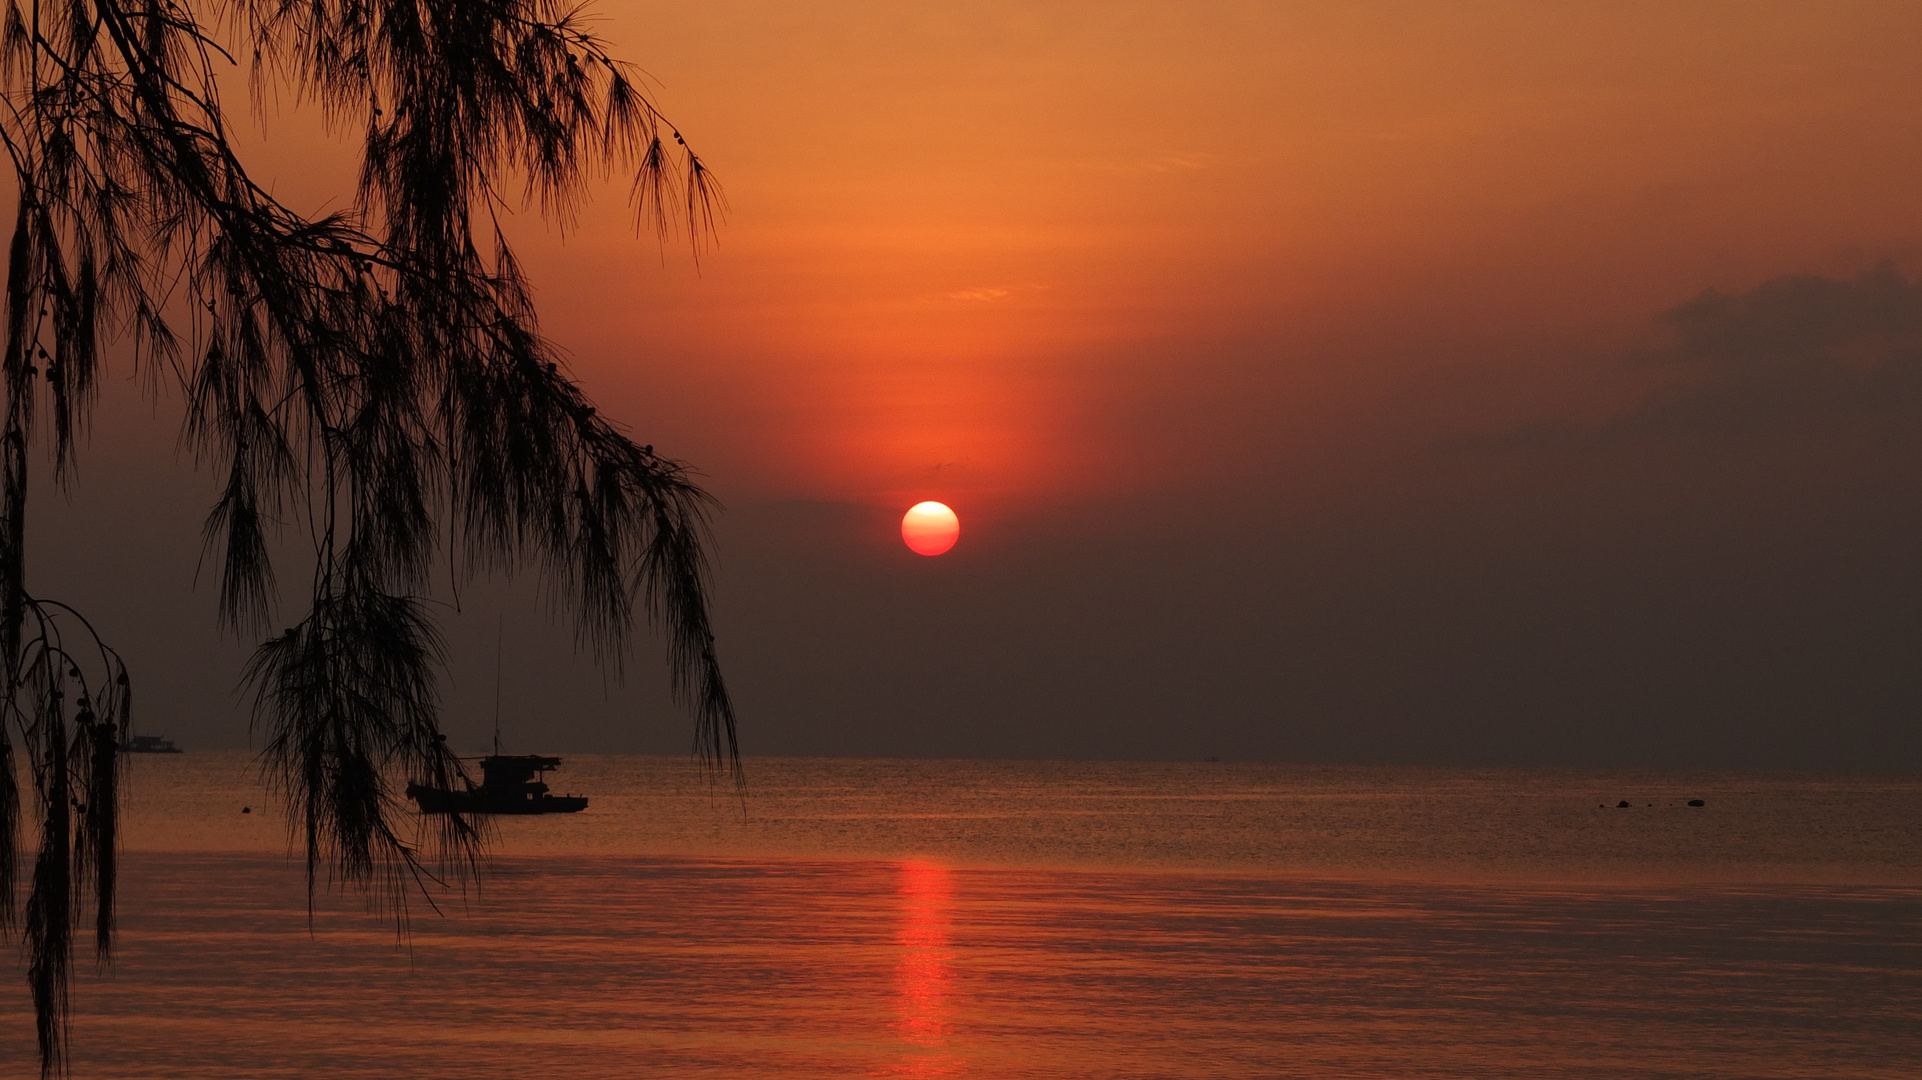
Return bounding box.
[126,734,183,754]
[407,754,588,815]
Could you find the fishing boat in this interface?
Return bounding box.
[126,733,183,754]
[409,622,587,815]
[407,754,588,815]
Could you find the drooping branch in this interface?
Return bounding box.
[0,0,736,1074]
[0,597,131,1074]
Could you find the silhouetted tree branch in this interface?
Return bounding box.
[0,1,736,1073]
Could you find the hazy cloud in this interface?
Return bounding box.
[1463,266,1922,451]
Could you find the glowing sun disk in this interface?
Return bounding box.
[902,502,960,556]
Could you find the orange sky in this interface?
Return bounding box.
[39,1,1922,765]
[344,0,1920,518]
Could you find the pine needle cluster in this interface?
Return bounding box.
[0,1,736,1073]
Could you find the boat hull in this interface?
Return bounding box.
[407,783,587,815]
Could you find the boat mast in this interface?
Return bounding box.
[492,614,504,756]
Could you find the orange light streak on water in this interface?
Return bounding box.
[892,860,960,1076]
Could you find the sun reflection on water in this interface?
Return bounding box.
[890,859,961,1076]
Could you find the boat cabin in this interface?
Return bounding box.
[479,754,564,798]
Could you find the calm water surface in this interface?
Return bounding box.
[2,754,1917,1077]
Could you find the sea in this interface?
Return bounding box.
[1,754,1917,1078]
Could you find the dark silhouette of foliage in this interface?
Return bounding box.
[0,0,736,1072]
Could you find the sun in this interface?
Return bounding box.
[901,501,960,556]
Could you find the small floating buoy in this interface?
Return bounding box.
[241,806,251,814]
[1687,799,1704,807]
[1617,800,1631,808]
